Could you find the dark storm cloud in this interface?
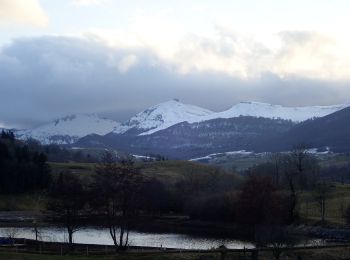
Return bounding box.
[0,36,349,128]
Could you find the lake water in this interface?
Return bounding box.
[0,227,256,249]
[0,227,327,250]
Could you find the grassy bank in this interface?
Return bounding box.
[1,246,350,260]
[0,251,209,260]
[0,193,46,212]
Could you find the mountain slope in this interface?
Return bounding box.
[78,116,295,159]
[267,106,350,152]
[17,114,119,145]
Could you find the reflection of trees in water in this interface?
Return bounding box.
[3,227,19,241]
[0,227,263,249]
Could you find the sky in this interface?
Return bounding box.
[1,0,350,128]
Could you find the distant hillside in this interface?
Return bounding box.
[77,116,295,159]
[266,106,350,152]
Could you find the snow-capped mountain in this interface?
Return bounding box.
[113,100,349,136]
[205,102,349,122]
[15,100,350,149]
[113,99,214,135]
[17,114,119,145]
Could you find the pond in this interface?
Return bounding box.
[0,227,255,249]
[0,227,326,250]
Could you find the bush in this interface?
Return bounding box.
[185,192,237,221]
[235,175,289,225]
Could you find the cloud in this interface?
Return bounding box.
[0,35,350,129]
[87,14,350,80]
[272,31,340,79]
[170,29,350,80]
[117,55,138,73]
[0,0,48,27]
[72,0,105,6]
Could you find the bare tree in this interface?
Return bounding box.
[255,225,298,260]
[344,205,350,226]
[92,151,143,251]
[47,171,86,249]
[4,227,19,245]
[284,144,309,223]
[32,220,41,242]
[269,153,284,185]
[290,144,308,174]
[284,144,321,223]
[315,181,331,223]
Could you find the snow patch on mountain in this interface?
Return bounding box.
[17,114,119,144]
[204,102,349,122]
[113,99,214,135]
[114,100,349,136]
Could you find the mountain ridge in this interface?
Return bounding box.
[112,100,349,136]
[12,100,350,149]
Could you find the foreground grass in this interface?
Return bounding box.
[0,251,215,260]
[2,247,350,260]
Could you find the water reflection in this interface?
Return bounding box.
[0,227,255,250]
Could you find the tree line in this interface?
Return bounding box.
[0,130,51,193]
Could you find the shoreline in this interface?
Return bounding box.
[1,237,350,253]
[1,211,350,244]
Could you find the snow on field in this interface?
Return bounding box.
[189,150,253,161]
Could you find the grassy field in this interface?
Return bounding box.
[298,183,350,226]
[317,153,350,168]
[49,162,95,178]
[139,160,240,185]
[209,152,350,172]
[49,160,241,185]
[0,193,47,212]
